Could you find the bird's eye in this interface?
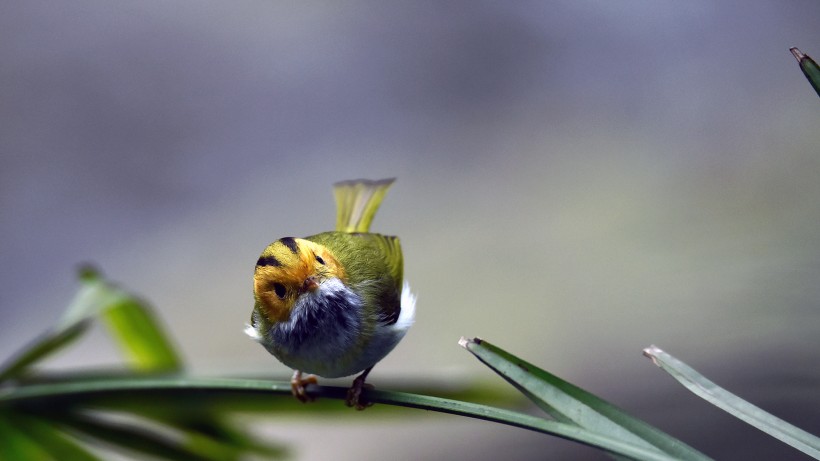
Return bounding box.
[315,255,325,265]
[272,283,287,299]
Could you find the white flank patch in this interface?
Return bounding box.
[243,323,262,341]
[395,280,416,331]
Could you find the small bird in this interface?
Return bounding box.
[245,178,415,409]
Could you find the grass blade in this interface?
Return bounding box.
[167,417,288,460]
[6,376,286,460]
[1,376,681,461]
[644,345,820,459]
[9,410,101,461]
[0,321,90,383]
[0,410,60,461]
[99,297,182,372]
[113,408,288,460]
[51,410,219,461]
[0,267,181,382]
[60,267,182,372]
[790,47,820,97]
[460,337,710,461]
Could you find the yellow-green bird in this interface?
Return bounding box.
[245,178,415,409]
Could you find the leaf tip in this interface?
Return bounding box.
[77,264,102,282]
[790,47,805,62]
[642,345,663,367]
[458,336,482,349]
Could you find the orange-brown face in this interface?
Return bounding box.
[253,237,346,323]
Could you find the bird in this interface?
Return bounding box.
[245,178,415,409]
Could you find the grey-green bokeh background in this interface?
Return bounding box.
[2,1,819,459]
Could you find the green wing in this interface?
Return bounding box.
[307,231,404,324]
[369,233,403,292]
[333,178,395,233]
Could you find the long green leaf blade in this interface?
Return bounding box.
[0,321,89,383]
[791,47,820,97]
[99,297,182,372]
[0,376,680,461]
[460,337,710,461]
[61,267,182,372]
[643,345,820,459]
[10,410,101,461]
[165,416,288,460]
[0,410,59,461]
[51,411,218,461]
[130,410,287,460]
[6,377,285,460]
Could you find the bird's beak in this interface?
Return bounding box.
[300,276,319,293]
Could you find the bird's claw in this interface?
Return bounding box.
[345,375,375,410]
[290,370,318,403]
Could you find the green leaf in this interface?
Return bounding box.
[58,266,117,328]
[99,297,182,372]
[0,266,181,382]
[9,410,101,461]
[116,408,288,460]
[0,410,58,461]
[169,417,288,460]
[61,266,182,372]
[50,410,219,461]
[0,321,90,383]
[361,389,680,461]
[791,47,820,97]
[460,337,711,461]
[5,377,286,460]
[1,376,680,461]
[644,345,820,459]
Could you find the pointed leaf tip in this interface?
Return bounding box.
[643,345,664,367]
[458,337,483,349]
[789,47,820,97]
[77,264,102,282]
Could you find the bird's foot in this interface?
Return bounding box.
[345,369,375,410]
[290,370,318,403]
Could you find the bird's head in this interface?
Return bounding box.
[252,237,346,323]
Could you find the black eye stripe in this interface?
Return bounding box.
[279,237,299,254]
[256,255,281,267]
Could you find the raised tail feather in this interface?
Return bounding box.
[333,178,395,233]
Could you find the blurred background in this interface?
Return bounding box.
[2,1,819,459]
